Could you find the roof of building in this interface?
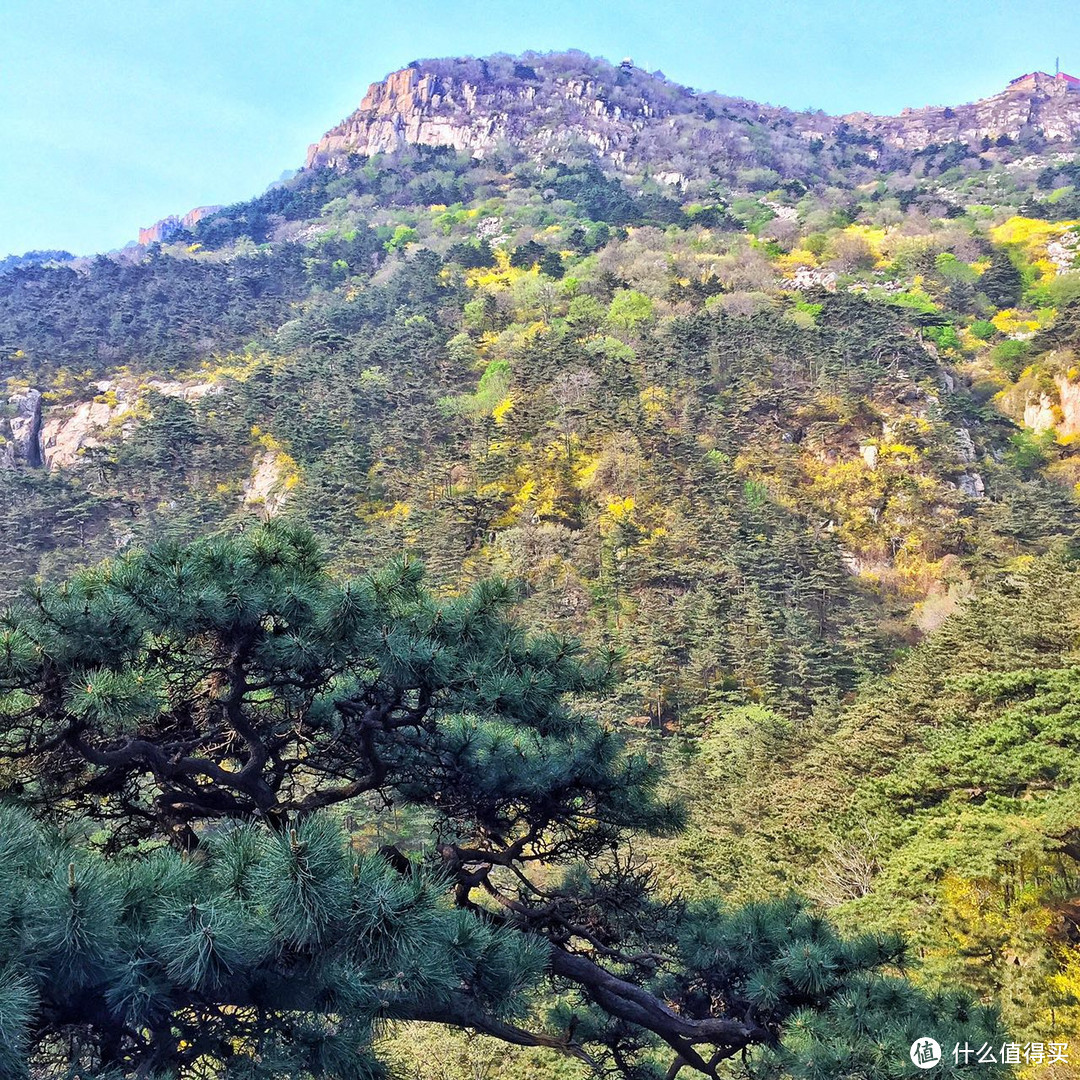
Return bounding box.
[1008,70,1080,88]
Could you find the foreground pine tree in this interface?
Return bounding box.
[0,523,1005,1078]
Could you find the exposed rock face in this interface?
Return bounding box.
[1022,374,1080,438]
[957,471,986,499]
[1,389,44,468]
[308,63,641,168]
[955,427,978,464]
[243,451,293,518]
[37,380,217,469]
[1056,377,1080,437]
[307,57,846,177]
[138,205,223,246]
[139,218,182,246]
[13,380,291,520]
[843,73,1080,151]
[789,266,838,291]
[306,58,1080,174]
[41,398,130,468]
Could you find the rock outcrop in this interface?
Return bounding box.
[842,72,1080,151]
[1021,373,1080,439]
[1,389,44,468]
[243,450,294,518]
[305,57,1080,175]
[307,63,651,169]
[41,397,131,468]
[8,379,295,519]
[138,205,223,246]
[34,380,217,469]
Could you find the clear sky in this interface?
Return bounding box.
[3,0,1079,257]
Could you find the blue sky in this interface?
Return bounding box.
[3,0,1079,257]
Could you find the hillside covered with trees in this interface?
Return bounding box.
[3,50,1080,1079]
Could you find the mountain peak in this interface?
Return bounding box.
[306,51,1080,178]
[305,52,681,171]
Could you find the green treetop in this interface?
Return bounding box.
[0,523,1007,1078]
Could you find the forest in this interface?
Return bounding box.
[3,49,1080,1080]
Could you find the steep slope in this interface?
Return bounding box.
[305,53,835,178]
[3,54,1080,656]
[307,53,1080,180]
[656,549,1080,1049]
[3,54,1080,1063]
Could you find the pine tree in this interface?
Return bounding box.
[979,250,1024,309]
[0,524,1009,1078]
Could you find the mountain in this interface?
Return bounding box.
[305,53,835,180]
[3,50,1080,1073]
[307,53,1080,180]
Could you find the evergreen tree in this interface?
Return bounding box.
[979,250,1024,310]
[0,524,1007,1078]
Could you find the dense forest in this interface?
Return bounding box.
[3,50,1080,1079]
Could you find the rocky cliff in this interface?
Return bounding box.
[1,389,43,468]
[3,380,219,472]
[844,72,1080,150]
[308,63,660,170]
[305,55,828,177]
[138,205,223,246]
[1023,374,1080,437]
[306,56,1080,174]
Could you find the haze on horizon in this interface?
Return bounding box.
[3,0,1079,258]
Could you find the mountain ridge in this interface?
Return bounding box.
[122,53,1080,251]
[306,52,1080,176]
